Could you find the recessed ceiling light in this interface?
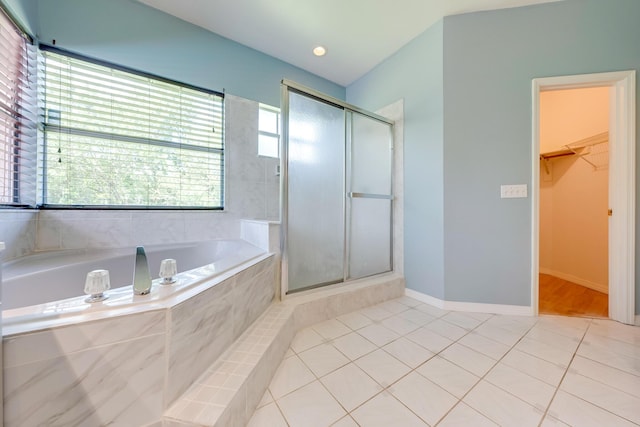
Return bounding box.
[313,46,327,57]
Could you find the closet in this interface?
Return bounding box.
[538,86,609,317]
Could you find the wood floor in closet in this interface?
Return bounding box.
[539,273,608,318]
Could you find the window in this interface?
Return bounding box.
[0,8,37,206]
[40,47,224,208]
[258,103,280,158]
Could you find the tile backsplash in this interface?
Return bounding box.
[0,94,280,260]
[0,210,37,260]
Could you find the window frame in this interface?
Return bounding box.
[39,45,225,210]
[258,103,280,159]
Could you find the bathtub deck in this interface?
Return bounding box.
[162,274,405,427]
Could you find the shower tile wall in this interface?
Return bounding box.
[225,95,280,221]
[0,94,280,259]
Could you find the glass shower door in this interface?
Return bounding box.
[282,81,394,294]
[285,91,345,292]
[347,112,393,280]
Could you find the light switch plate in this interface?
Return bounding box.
[501,184,527,198]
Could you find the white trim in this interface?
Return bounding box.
[609,73,636,325]
[532,78,542,317]
[405,288,446,308]
[405,289,534,316]
[539,268,608,294]
[532,70,636,325]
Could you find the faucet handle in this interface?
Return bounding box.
[84,269,110,302]
[159,258,177,284]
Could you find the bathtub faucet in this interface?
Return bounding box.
[133,246,153,295]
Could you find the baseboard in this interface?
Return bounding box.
[405,288,446,308]
[539,268,608,294]
[635,315,640,327]
[405,288,534,316]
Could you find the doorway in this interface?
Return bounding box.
[538,87,610,317]
[531,71,636,325]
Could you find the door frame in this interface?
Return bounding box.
[531,70,636,324]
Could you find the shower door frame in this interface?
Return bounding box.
[280,79,395,296]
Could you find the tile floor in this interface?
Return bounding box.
[247,296,640,427]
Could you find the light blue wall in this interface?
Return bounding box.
[443,0,640,310]
[350,0,640,313]
[1,0,37,35]
[347,21,445,299]
[30,0,344,106]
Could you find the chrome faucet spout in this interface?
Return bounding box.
[133,246,152,295]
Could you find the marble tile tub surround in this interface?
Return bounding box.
[164,273,405,427]
[3,254,277,427]
[0,93,279,260]
[241,220,280,254]
[0,209,37,260]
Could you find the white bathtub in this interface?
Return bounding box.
[2,238,277,426]
[2,239,267,334]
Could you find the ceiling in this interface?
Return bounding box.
[138,0,562,87]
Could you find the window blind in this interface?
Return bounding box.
[0,8,37,206]
[40,47,224,208]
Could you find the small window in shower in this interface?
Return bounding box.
[258,104,280,158]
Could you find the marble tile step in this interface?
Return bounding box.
[162,273,404,427]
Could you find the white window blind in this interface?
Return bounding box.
[0,8,37,206]
[40,47,224,208]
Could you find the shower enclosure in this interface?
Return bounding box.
[281,80,394,294]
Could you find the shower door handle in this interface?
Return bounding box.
[348,192,393,200]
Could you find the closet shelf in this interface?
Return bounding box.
[540,131,608,171]
[539,148,576,160]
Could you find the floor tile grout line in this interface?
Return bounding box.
[543,318,640,426]
[274,317,391,406]
[284,334,415,424]
[405,311,518,426]
[562,369,640,420]
[585,333,640,352]
[459,314,640,426]
[271,391,292,427]
[356,308,503,426]
[579,328,640,358]
[549,384,640,426]
[536,317,593,427]
[275,304,455,420]
[271,302,458,426]
[574,352,640,382]
[431,313,546,426]
[253,387,290,426]
[285,306,383,374]
[429,321,525,426]
[259,299,639,427]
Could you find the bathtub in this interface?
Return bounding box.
[2,238,278,426]
[3,239,266,331]
[4,239,264,310]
